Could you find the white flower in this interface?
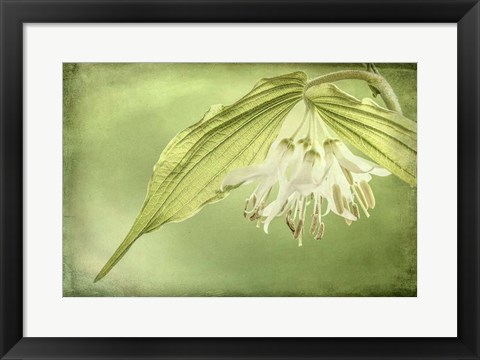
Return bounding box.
[220,105,391,245]
[261,148,322,244]
[319,139,390,222]
[221,138,295,221]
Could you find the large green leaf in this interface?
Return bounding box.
[305,83,416,186]
[95,71,307,282]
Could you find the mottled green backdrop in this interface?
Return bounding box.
[63,63,416,297]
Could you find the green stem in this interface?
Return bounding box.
[304,70,402,114]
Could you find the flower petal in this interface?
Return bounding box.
[324,161,352,201]
[333,143,377,173]
[334,142,391,177]
[370,167,391,177]
[253,179,275,204]
[331,205,357,221]
[220,165,263,190]
[262,187,296,233]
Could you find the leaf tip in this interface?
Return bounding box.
[94,265,110,283]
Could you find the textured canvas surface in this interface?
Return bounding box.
[63,63,417,297]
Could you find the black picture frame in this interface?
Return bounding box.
[1,1,479,359]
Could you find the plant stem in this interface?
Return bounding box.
[304,70,402,114]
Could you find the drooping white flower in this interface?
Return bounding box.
[221,138,295,221]
[221,103,391,245]
[319,139,390,222]
[261,148,323,245]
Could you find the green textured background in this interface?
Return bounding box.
[63,63,417,297]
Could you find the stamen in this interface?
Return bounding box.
[262,188,272,205]
[313,195,320,215]
[332,184,345,214]
[251,194,257,208]
[243,198,250,218]
[249,211,261,221]
[352,203,360,219]
[343,196,352,226]
[294,219,304,239]
[360,180,376,209]
[313,194,322,233]
[293,199,300,221]
[286,212,295,233]
[354,184,368,209]
[248,188,272,222]
[341,166,354,185]
[287,209,293,218]
[315,222,325,240]
[249,202,265,221]
[318,197,322,226]
[352,185,370,218]
[299,197,307,221]
[310,214,319,234]
[294,219,304,246]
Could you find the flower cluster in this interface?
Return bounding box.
[221,106,390,246]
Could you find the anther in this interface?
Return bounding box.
[352,185,370,218]
[249,203,264,221]
[343,196,352,225]
[280,200,289,213]
[352,203,360,219]
[310,214,319,234]
[332,184,344,214]
[313,196,320,215]
[286,215,295,233]
[360,180,376,209]
[249,212,261,221]
[341,166,354,185]
[294,219,304,240]
[315,222,325,240]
